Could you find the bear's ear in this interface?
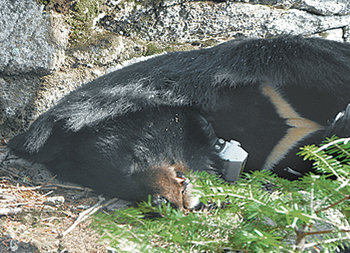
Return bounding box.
[152,164,200,210]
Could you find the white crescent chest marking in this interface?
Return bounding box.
[261,85,324,169]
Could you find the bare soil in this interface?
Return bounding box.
[0,145,125,253]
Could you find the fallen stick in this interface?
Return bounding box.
[41,183,92,192]
[59,197,118,238]
[0,167,20,178]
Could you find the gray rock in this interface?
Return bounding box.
[295,0,350,16]
[265,9,350,36]
[313,28,345,42]
[344,26,350,42]
[0,0,68,137]
[101,2,350,42]
[0,0,67,76]
[0,76,39,137]
[234,0,350,15]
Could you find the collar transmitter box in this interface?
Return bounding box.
[215,138,248,181]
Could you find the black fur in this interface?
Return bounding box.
[10,106,222,201]
[8,35,350,205]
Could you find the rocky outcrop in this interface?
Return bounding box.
[100,1,350,42]
[243,0,350,16]
[0,0,349,138]
[0,0,65,76]
[0,0,68,137]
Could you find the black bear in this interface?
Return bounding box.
[8,35,350,209]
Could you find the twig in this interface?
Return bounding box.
[311,150,340,178]
[295,228,350,251]
[304,236,350,249]
[208,193,265,206]
[304,229,350,236]
[60,197,118,238]
[39,175,57,189]
[316,138,350,152]
[0,167,20,178]
[315,195,350,214]
[310,181,315,212]
[41,183,92,191]
[190,240,221,246]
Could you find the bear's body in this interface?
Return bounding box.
[8,36,350,208]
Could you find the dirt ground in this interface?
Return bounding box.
[0,144,128,253]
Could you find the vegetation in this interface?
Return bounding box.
[93,137,350,252]
[36,0,103,47]
[68,0,102,44]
